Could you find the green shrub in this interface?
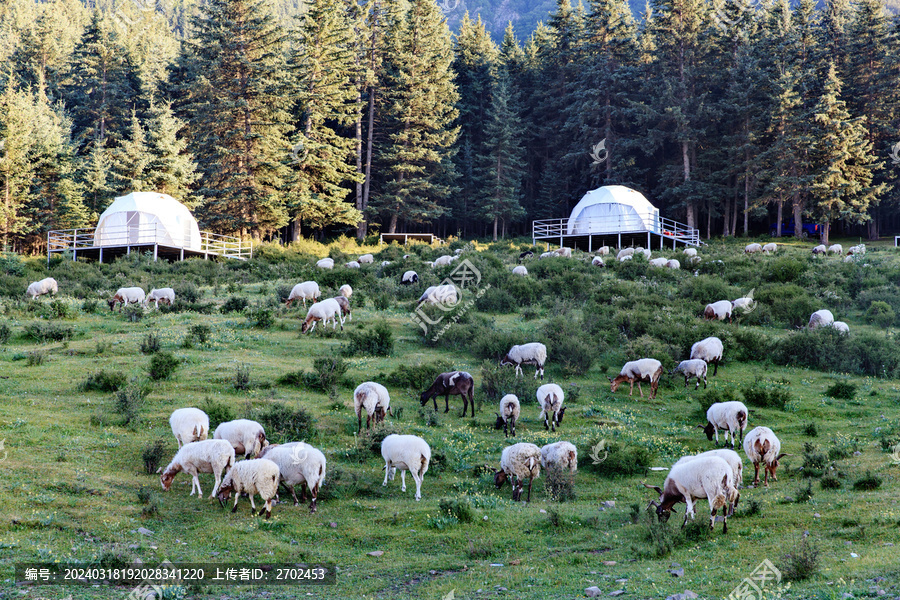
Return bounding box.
[388,360,454,391]
[26,350,47,366]
[173,282,201,303]
[249,306,275,329]
[802,422,818,437]
[142,439,167,474]
[141,332,161,354]
[780,538,820,581]
[801,442,827,477]
[0,323,10,344]
[220,296,248,313]
[233,364,251,391]
[439,498,475,523]
[742,381,791,410]
[189,324,211,345]
[346,422,402,462]
[794,480,814,502]
[148,352,179,380]
[765,258,805,283]
[123,304,144,322]
[544,468,576,502]
[24,322,73,342]
[0,252,25,276]
[475,287,518,313]
[865,300,896,328]
[852,471,882,491]
[81,370,127,392]
[256,402,316,443]
[583,443,652,478]
[479,360,538,405]
[820,474,841,489]
[372,292,392,310]
[200,397,234,426]
[827,434,860,460]
[825,380,856,400]
[309,356,350,391]
[115,381,152,425]
[543,315,596,376]
[342,322,393,356]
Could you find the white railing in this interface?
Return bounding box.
[533,213,700,247]
[47,225,252,260]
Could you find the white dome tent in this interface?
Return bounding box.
[93,192,202,251]
[566,185,660,235]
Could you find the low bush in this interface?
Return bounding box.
[200,397,234,426]
[115,381,152,425]
[123,304,144,322]
[81,370,127,392]
[342,322,393,356]
[26,350,47,366]
[439,498,475,523]
[820,473,842,489]
[148,352,179,380]
[865,300,896,328]
[742,381,792,410]
[388,360,454,391]
[220,296,248,313]
[24,322,73,342]
[825,380,856,400]
[233,364,251,391]
[479,360,539,405]
[780,538,820,581]
[309,356,350,391]
[141,333,161,354]
[142,439,167,474]
[189,324,211,345]
[802,422,818,437]
[249,306,275,329]
[173,282,201,303]
[256,402,316,444]
[852,471,882,491]
[544,468,576,502]
[582,442,652,478]
[0,323,10,344]
[346,422,402,462]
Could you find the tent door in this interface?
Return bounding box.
[126,211,140,244]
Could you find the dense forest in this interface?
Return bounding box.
[0,0,898,251]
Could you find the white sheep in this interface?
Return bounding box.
[286,281,320,308]
[146,288,175,308]
[703,300,733,323]
[618,254,633,262]
[701,401,748,449]
[731,296,755,314]
[616,248,635,260]
[591,256,604,267]
[401,271,419,285]
[689,255,702,265]
[354,381,392,431]
[433,255,454,267]
[828,244,843,255]
[216,458,280,519]
[301,298,344,333]
[672,359,707,389]
[26,277,58,299]
[808,309,834,330]
[675,449,743,492]
[597,246,610,256]
[666,259,681,270]
[744,243,762,254]
[811,244,827,256]
[539,251,554,259]
[610,358,664,399]
[160,439,235,499]
[316,257,335,269]
[358,254,374,264]
[743,426,788,487]
[540,441,577,474]
[847,244,866,256]
[683,248,697,258]
[762,243,777,254]
[258,442,326,512]
[649,257,669,268]
[640,248,652,259]
[169,407,209,448]
[213,419,267,459]
[494,394,520,438]
[842,254,855,263]
[108,287,146,311]
[345,260,361,269]
[645,455,738,533]
[381,434,431,501]
[381,260,392,267]
[418,285,458,306]
[494,442,542,502]
[536,383,566,432]
[339,284,352,298]
[691,336,724,376]
[832,321,849,334]
[553,247,572,258]
[512,265,528,276]
[500,342,547,380]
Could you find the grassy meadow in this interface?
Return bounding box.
[0,236,898,600]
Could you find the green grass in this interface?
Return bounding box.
[0,237,898,599]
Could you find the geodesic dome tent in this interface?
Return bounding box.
[93,192,202,251]
[566,185,660,235]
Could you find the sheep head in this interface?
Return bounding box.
[700,422,716,441]
[107,298,118,311]
[556,406,567,425]
[609,375,626,392]
[493,413,505,430]
[418,391,431,406]
[216,480,235,506]
[493,469,508,489]
[300,320,312,334]
[159,464,181,491]
[498,354,513,367]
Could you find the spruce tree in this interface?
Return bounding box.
[108,111,152,195]
[79,141,113,215]
[143,102,200,206]
[0,82,36,250]
[371,0,459,233]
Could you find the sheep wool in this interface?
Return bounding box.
[286,281,320,307]
[690,336,724,376]
[540,441,577,473]
[743,426,786,487]
[808,309,834,329]
[381,435,431,501]
[147,288,175,308]
[495,443,542,502]
[354,381,391,431]
[217,458,281,519]
[703,401,748,449]
[258,442,326,512]
[170,407,209,448]
[536,383,566,432]
[160,439,235,498]
[26,277,58,299]
[213,419,267,458]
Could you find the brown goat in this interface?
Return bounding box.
[420,371,475,417]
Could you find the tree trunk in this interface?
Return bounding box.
[742,165,749,236]
[291,218,301,243]
[492,216,498,242]
[389,212,398,234]
[792,199,802,238]
[355,89,364,240]
[682,141,694,228]
[723,185,732,237]
[821,222,829,246]
[776,198,783,237]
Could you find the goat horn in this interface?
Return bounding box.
[642,483,663,495]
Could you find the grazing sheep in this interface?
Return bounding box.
[433,255,454,267]
[828,244,843,255]
[762,243,777,254]
[591,256,605,267]
[316,257,335,269]
[358,254,374,264]
[672,359,708,389]
[808,309,834,330]
[26,277,58,299]
[216,458,280,518]
[512,265,528,276]
[691,336,724,376]
[536,383,566,432]
[743,426,788,487]
[703,300,733,323]
[644,455,738,533]
[494,442,542,502]
[683,248,697,258]
[731,296,755,314]
[610,358,664,399]
[354,381,392,431]
[649,257,669,268]
[518,250,534,261]
[847,244,866,256]
[339,284,352,299]
[499,342,547,380]
[842,254,855,263]
[108,287,146,311]
[160,439,235,499]
[689,255,702,265]
[332,295,352,322]
[640,248,652,259]
[285,281,320,308]
[744,243,762,254]
[146,288,175,308]
[701,401,748,449]
[420,371,475,417]
[666,259,681,270]
[553,247,572,258]
[675,449,743,494]
[540,441,578,474]
[811,244,827,256]
[597,246,610,256]
[494,394,520,438]
[169,407,209,448]
[616,248,635,260]
[832,321,849,334]
[213,419,267,459]
[418,285,458,306]
[258,442,326,512]
[539,251,554,259]
[381,434,431,501]
[401,271,419,285]
[301,298,343,333]
[619,254,633,262]
[345,260,361,269]
[381,260,392,267]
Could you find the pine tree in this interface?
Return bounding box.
[0,82,36,250]
[108,111,152,195]
[79,141,113,215]
[371,0,460,233]
[177,0,293,238]
[807,63,885,244]
[286,0,363,240]
[143,102,200,206]
[11,0,85,98]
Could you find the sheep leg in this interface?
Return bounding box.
[190,474,202,497]
[702,374,707,389]
[444,394,450,414]
[231,496,240,514]
[636,381,644,398]
[210,471,222,498]
[712,361,718,376]
[751,463,760,486]
[515,365,522,378]
[382,462,391,487]
[526,477,533,503]
[469,388,475,416]
[628,380,634,397]
[400,470,407,493]
[510,417,515,437]
[411,471,422,501]
[358,411,363,433]
[288,484,299,506]
[309,483,318,513]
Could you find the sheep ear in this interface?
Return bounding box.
[156,467,163,474]
[696,424,706,429]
